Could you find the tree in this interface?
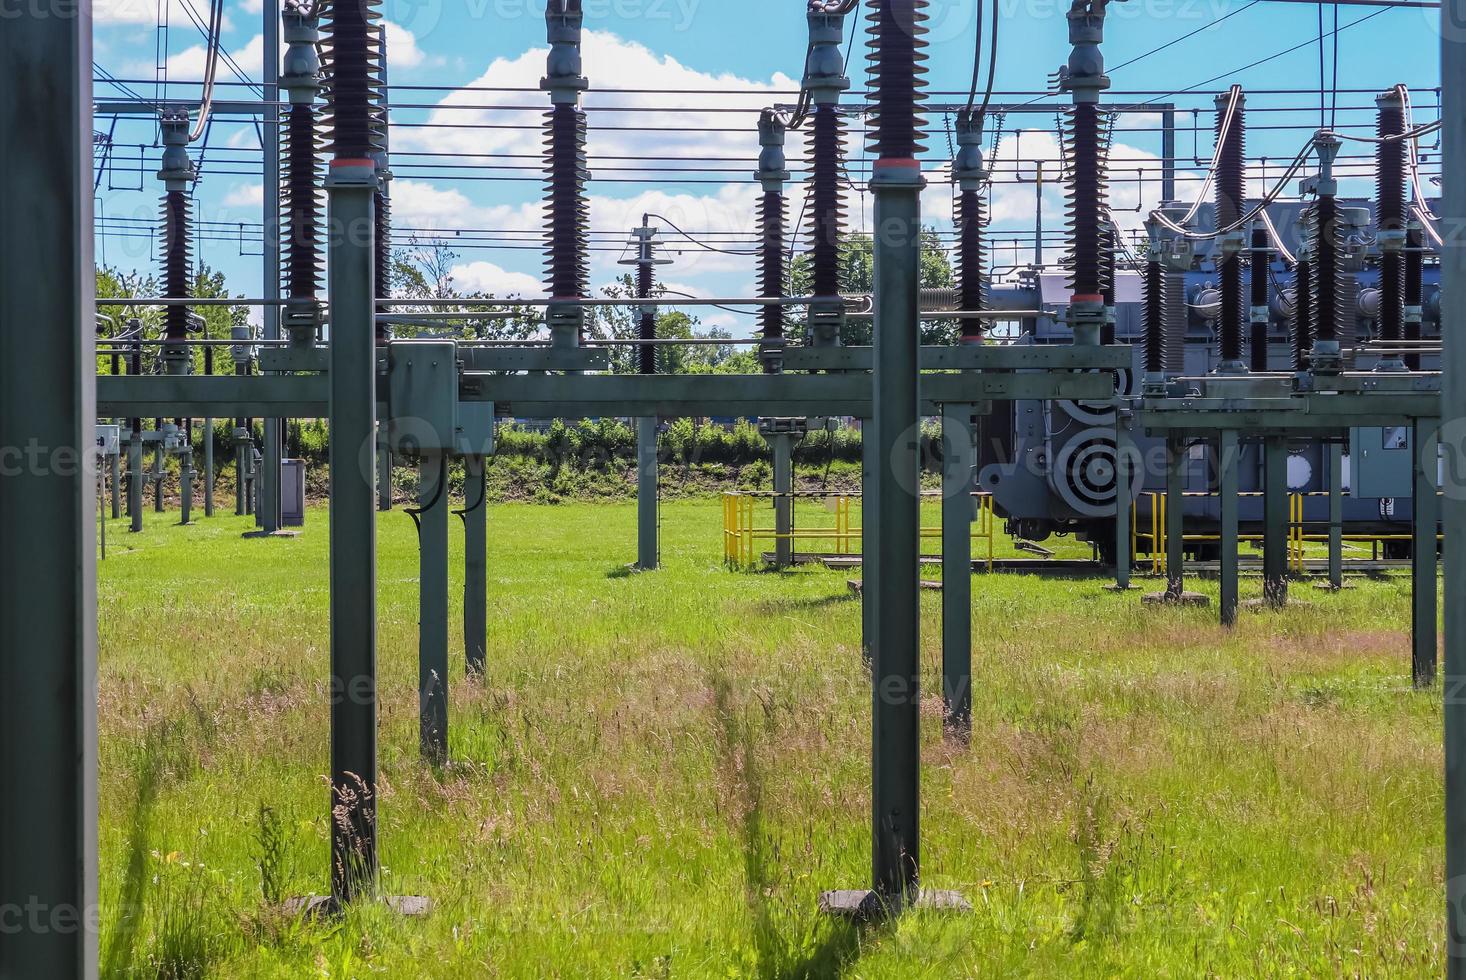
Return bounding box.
[389,239,542,342]
[95,263,248,376]
[786,228,959,346]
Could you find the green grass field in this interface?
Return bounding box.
[96,499,1443,977]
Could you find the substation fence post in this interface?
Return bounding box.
[0,6,100,975]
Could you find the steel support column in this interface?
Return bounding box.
[260,0,284,537]
[868,160,924,906]
[110,450,122,519]
[0,6,99,972]
[1413,419,1439,689]
[128,434,144,533]
[378,436,393,511]
[152,444,164,512]
[462,455,487,675]
[1166,437,1186,596]
[941,404,975,739]
[637,416,660,570]
[1219,430,1240,626]
[1328,443,1344,589]
[1263,436,1289,607]
[1113,417,1134,589]
[203,419,215,517]
[771,432,794,569]
[417,454,450,761]
[861,425,876,663]
[1441,3,1466,961]
[179,444,194,525]
[325,161,379,903]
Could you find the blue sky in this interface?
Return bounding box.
[91,0,1446,333]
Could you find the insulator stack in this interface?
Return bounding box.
[1063,103,1108,299]
[1249,227,1270,371]
[757,190,786,357]
[865,0,928,161]
[1310,195,1344,345]
[161,190,192,342]
[955,189,986,340]
[1143,255,1165,375]
[543,102,590,305]
[1099,226,1116,345]
[1405,224,1424,370]
[320,0,380,161]
[1292,256,1314,372]
[807,104,847,300]
[1376,90,1407,348]
[1215,92,1246,368]
[281,104,324,302]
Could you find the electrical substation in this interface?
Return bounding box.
[7,0,1466,973]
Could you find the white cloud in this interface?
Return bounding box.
[167,33,265,79]
[222,183,264,208]
[384,21,435,70]
[448,261,543,297]
[242,0,263,12]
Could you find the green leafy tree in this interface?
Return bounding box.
[787,228,958,346]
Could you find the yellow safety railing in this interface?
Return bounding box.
[1133,490,1444,575]
[722,491,996,570]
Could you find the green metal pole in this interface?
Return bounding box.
[1328,443,1344,590]
[418,454,450,762]
[0,6,99,972]
[204,419,215,517]
[772,431,794,569]
[1219,430,1240,627]
[1263,436,1288,607]
[861,424,876,664]
[463,455,487,675]
[1114,416,1133,590]
[152,443,164,513]
[110,450,122,519]
[1412,419,1439,689]
[325,159,379,903]
[179,442,194,526]
[869,158,924,907]
[235,442,248,516]
[637,416,660,570]
[941,404,975,739]
[378,435,393,511]
[1166,437,1186,597]
[1443,3,1466,960]
[128,433,144,533]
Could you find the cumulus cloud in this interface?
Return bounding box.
[167,33,265,79]
[222,183,264,208]
[448,260,543,297]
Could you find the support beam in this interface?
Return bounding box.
[417,454,450,761]
[1219,430,1240,627]
[868,159,924,907]
[0,5,99,972]
[260,0,284,538]
[1413,419,1439,689]
[325,160,379,903]
[1262,437,1289,607]
[637,416,660,570]
[462,455,487,676]
[941,404,976,739]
